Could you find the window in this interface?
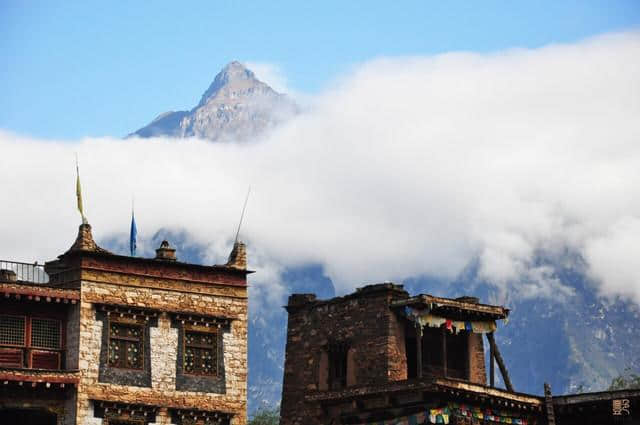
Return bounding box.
[328,342,348,390]
[404,321,470,380]
[95,399,154,423]
[31,318,61,349]
[97,308,153,387]
[423,326,444,374]
[446,330,469,379]
[174,317,227,392]
[108,322,143,369]
[183,330,217,376]
[0,315,25,347]
[0,314,62,369]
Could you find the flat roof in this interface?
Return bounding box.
[391,294,509,320]
[306,375,542,408]
[49,249,253,275]
[553,389,640,405]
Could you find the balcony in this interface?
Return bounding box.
[305,375,543,422]
[0,264,78,374]
[0,313,68,371]
[0,367,79,389]
[0,259,78,304]
[0,260,49,284]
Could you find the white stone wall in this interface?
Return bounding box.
[76,280,248,424]
[77,301,104,425]
[150,313,178,391]
[223,319,246,402]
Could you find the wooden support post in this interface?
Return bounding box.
[486,332,513,392]
[442,327,447,378]
[544,382,556,425]
[416,324,423,379]
[489,332,495,388]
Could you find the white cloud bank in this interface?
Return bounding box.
[1,31,639,304]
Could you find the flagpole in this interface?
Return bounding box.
[234,186,251,244]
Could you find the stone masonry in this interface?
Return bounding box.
[57,227,250,425]
[281,284,411,423]
[280,283,508,425]
[0,223,250,425]
[74,279,248,424]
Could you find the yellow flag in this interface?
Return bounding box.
[76,160,87,224]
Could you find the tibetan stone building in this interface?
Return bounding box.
[0,223,250,425]
[280,283,640,425]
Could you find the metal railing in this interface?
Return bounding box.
[0,260,49,284]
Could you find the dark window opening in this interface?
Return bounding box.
[0,314,63,369]
[0,408,57,425]
[422,326,444,376]
[446,330,469,379]
[405,335,417,378]
[183,330,217,376]
[108,321,143,370]
[328,342,348,390]
[404,321,470,380]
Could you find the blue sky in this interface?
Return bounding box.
[1,0,639,139]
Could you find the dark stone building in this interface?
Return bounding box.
[280,283,639,425]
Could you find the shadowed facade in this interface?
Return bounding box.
[280,283,640,425]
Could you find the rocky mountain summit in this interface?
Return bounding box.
[130,61,297,142]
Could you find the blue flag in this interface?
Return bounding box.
[130,212,137,256]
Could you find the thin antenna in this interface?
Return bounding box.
[234,186,251,243]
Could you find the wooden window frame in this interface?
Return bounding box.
[0,313,64,370]
[107,318,145,371]
[30,317,63,350]
[182,323,218,377]
[0,314,27,348]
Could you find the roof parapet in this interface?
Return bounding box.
[355,282,407,295]
[155,240,177,261]
[392,294,509,320]
[65,223,111,255]
[226,241,247,270]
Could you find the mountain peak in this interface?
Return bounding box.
[219,61,256,81]
[197,61,262,107]
[130,60,298,142]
